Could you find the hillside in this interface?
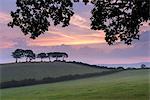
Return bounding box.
[1,69,149,100]
[0,62,111,83]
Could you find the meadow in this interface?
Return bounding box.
[0,69,149,100]
[0,62,110,83]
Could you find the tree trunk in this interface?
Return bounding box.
[41,58,43,62]
[15,58,18,63]
[49,57,51,62]
[26,57,28,62]
[29,58,31,62]
[56,57,58,61]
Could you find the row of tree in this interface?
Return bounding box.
[12,49,68,63]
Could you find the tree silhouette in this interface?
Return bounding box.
[61,52,68,61]
[8,0,150,45]
[47,52,53,62]
[90,0,150,45]
[24,50,35,62]
[141,64,146,68]
[12,49,24,63]
[8,0,74,39]
[28,53,36,62]
[51,52,63,61]
[37,53,47,62]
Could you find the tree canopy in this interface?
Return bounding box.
[24,50,35,62]
[8,0,150,45]
[12,49,24,63]
[11,49,69,63]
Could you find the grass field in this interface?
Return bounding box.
[0,62,110,82]
[0,69,149,100]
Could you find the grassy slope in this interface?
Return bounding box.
[1,69,149,100]
[0,62,110,82]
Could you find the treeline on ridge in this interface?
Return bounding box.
[12,49,68,63]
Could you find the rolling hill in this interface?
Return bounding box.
[0,62,112,83]
[1,69,149,100]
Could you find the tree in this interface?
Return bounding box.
[12,49,24,63]
[90,0,150,45]
[37,53,47,62]
[29,53,36,62]
[8,0,150,45]
[117,66,124,70]
[47,52,53,62]
[61,52,68,61]
[24,50,35,62]
[51,52,63,61]
[141,64,146,69]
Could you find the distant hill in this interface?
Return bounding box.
[98,62,150,68]
[0,62,112,83]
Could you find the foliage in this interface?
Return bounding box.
[8,0,74,39]
[61,52,68,60]
[11,49,68,62]
[12,49,24,63]
[47,52,68,61]
[90,0,150,44]
[51,52,68,60]
[37,53,47,62]
[8,0,150,45]
[141,64,147,68]
[47,52,53,61]
[24,50,35,62]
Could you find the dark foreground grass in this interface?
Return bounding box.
[0,69,149,100]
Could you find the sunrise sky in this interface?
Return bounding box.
[0,0,150,64]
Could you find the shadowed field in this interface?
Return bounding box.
[0,69,149,100]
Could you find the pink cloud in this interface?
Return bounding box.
[139,21,150,32]
[0,41,16,49]
[0,12,11,24]
[70,14,90,29]
[131,56,150,62]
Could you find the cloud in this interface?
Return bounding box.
[27,30,105,46]
[0,0,149,64]
[0,41,15,49]
[131,56,150,62]
[27,35,104,46]
[139,21,150,32]
[0,36,17,49]
[0,12,11,24]
[47,30,75,39]
[0,38,149,64]
[70,14,90,29]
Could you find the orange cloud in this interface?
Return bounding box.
[28,30,105,46]
[25,25,105,47]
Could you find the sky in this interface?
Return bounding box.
[0,0,150,64]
